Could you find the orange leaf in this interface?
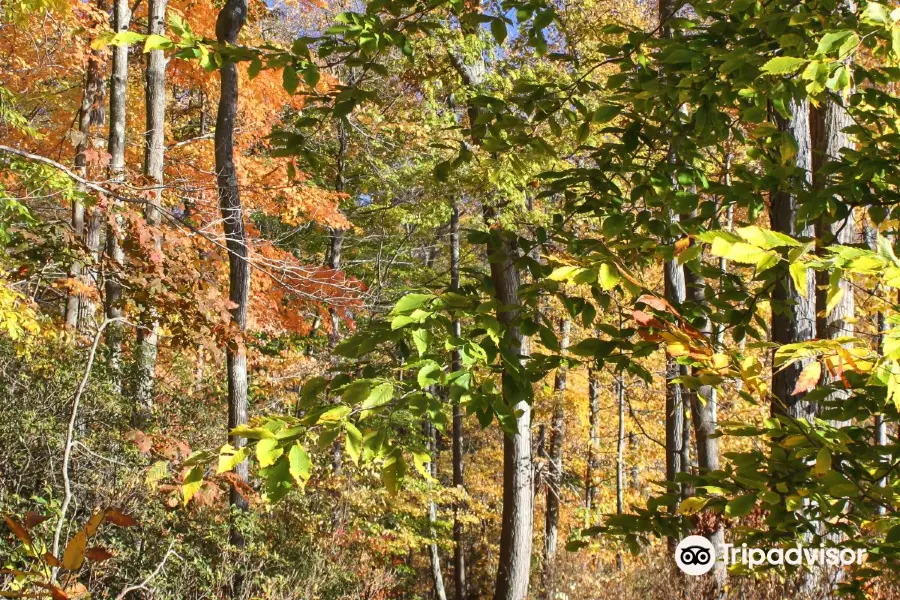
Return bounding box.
[62,530,87,571]
[674,236,691,256]
[3,516,32,545]
[85,546,114,562]
[43,552,62,567]
[104,509,137,528]
[83,511,105,537]
[792,361,822,396]
[631,310,663,329]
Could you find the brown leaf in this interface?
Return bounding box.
[631,310,664,329]
[43,551,62,567]
[792,361,822,396]
[104,508,137,528]
[35,583,70,600]
[124,429,153,453]
[24,511,49,529]
[85,546,114,562]
[62,530,87,571]
[3,516,32,545]
[83,511,105,537]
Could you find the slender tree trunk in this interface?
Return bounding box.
[615,367,625,571]
[541,318,569,598]
[426,419,449,600]
[487,224,533,600]
[215,0,250,591]
[104,0,131,385]
[328,121,348,474]
[664,240,686,545]
[133,0,167,424]
[450,200,467,600]
[866,223,888,514]
[584,366,600,516]
[770,99,817,420]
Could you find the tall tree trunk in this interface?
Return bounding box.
[426,419,449,600]
[865,222,888,514]
[133,0,168,423]
[450,200,467,600]
[67,49,105,329]
[541,317,569,598]
[615,366,625,571]
[328,120,347,474]
[584,366,600,516]
[487,224,533,600]
[214,0,250,587]
[770,99,817,420]
[685,255,726,590]
[104,0,131,385]
[664,238,686,544]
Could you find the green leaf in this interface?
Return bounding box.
[361,382,394,413]
[319,404,351,422]
[592,104,622,123]
[491,18,508,44]
[344,423,362,465]
[256,438,283,468]
[760,56,808,75]
[143,34,174,52]
[814,447,832,477]
[602,214,626,237]
[677,496,709,515]
[381,449,407,494]
[391,293,434,315]
[288,443,312,486]
[342,380,373,405]
[725,493,757,517]
[412,451,436,482]
[217,444,249,474]
[303,63,320,88]
[412,328,431,356]
[283,66,300,95]
[598,263,620,291]
[417,363,442,389]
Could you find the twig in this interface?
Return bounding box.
[51,318,123,574]
[115,539,179,599]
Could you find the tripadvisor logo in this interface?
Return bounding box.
[675,535,716,576]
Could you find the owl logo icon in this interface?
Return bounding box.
[675,535,716,576]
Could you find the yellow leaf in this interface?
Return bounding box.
[791,361,821,396]
[62,530,87,571]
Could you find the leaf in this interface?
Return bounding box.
[3,516,31,545]
[217,446,249,474]
[412,451,436,482]
[491,18,507,44]
[288,443,312,486]
[182,466,204,506]
[736,225,800,249]
[24,511,48,529]
[598,263,620,291]
[43,552,61,567]
[411,329,430,356]
[256,438,283,468]
[381,450,406,494]
[677,496,709,515]
[282,66,300,95]
[344,423,362,465]
[146,460,169,488]
[792,361,821,396]
[361,382,394,411]
[143,34,173,52]
[85,546,114,562]
[602,214,626,238]
[83,511,105,536]
[62,530,87,570]
[789,262,809,297]
[592,104,622,123]
[319,404,351,422]
[760,56,808,75]
[814,447,832,477]
[391,293,433,315]
[417,363,442,389]
[303,63,320,88]
[548,266,582,282]
[725,493,757,518]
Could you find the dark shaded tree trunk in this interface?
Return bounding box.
[214,0,250,587]
[103,0,131,385]
[770,99,817,420]
[486,224,533,600]
[584,366,600,515]
[541,317,569,598]
[133,0,168,423]
[450,200,467,600]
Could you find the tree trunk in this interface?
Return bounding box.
[615,367,625,571]
[426,419,449,600]
[541,317,569,598]
[328,120,348,474]
[584,366,600,516]
[487,224,533,600]
[450,200,467,600]
[104,0,131,384]
[67,48,105,329]
[214,0,250,583]
[770,99,817,420]
[133,0,168,424]
[664,237,686,539]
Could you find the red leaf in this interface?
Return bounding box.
[24,511,49,529]
[85,546,114,562]
[124,429,153,453]
[631,310,663,329]
[792,361,822,396]
[104,509,137,528]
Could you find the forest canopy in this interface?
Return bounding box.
[3,0,900,598]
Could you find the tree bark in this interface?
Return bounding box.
[584,366,600,516]
[541,317,569,598]
[487,224,533,600]
[133,0,168,423]
[664,237,686,529]
[215,0,250,579]
[426,419,449,600]
[615,366,625,571]
[104,0,131,384]
[450,200,467,600]
[770,99,817,420]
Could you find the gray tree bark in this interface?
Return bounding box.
[133,0,168,423]
[487,224,533,600]
[215,0,251,585]
[584,366,600,515]
[450,200,467,600]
